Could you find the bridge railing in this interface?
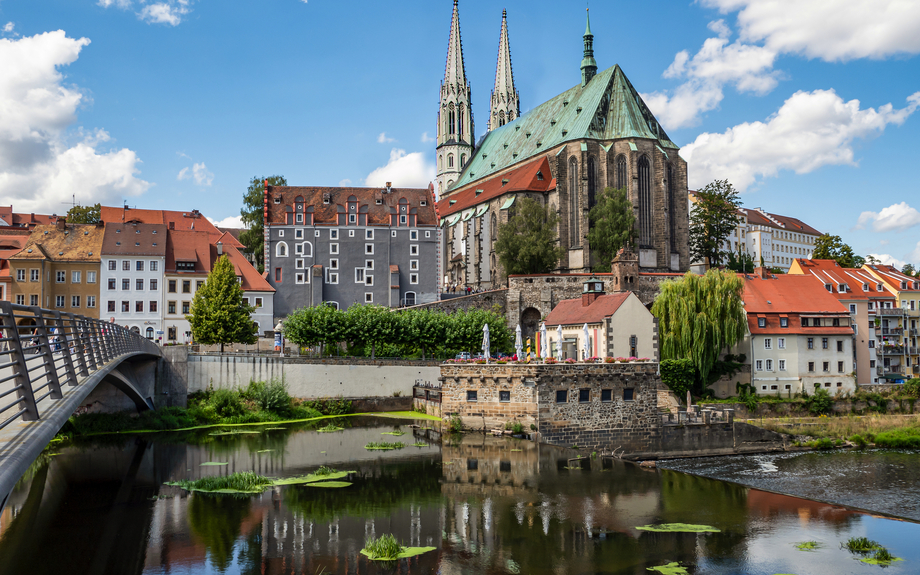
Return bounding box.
[0,302,159,431]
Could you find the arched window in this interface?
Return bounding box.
[438,155,442,170]
[458,104,464,139]
[638,155,652,247]
[569,157,580,246]
[301,242,313,258]
[587,156,597,210]
[616,154,627,190]
[145,327,154,340]
[448,103,455,135]
[490,212,496,239]
[404,292,416,306]
[447,179,453,188]
[667,164,676,253]
[448,154,454,168]
[276,241,288,257]
[499,110,505,127]
[460,153,466,166]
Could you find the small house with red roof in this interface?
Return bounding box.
[543,278,657,361]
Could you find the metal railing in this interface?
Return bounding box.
[0,302,159,432]
[878,309,906,317]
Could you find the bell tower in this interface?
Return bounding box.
[436,0,475,200]
[489,9,520,133]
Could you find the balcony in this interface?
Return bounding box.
[910,329,919,337]
[910,346,919,355]
[880,345,906,355]
[881,327,904,336]
[878,308,906,317]
[914,365,920,375]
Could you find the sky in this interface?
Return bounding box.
[0,0,918,267]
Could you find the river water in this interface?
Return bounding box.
[1,416,918,575]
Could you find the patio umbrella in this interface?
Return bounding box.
[515,324,523,360]
[556,324,563,358]
[582,323,590,360]
[481,323,490,362]
[540,322,549,359]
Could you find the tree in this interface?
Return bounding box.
[852,255,866,268]
[494,197,566,276]
[400,308,447,360]
[240,175,287,273]
[812,233,857,268]
[587,187,636,272]
[651,269,746,388]
[902,263,916,277]
[689,180,742,269]
[345,304,400,359]
[187,255,257,352]
[725,250,755,273]
[66,203,101,224]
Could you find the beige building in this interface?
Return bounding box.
[9,221,104,320]
[863,264,920,381]
[543,279,657,360]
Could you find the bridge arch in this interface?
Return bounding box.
[100,367,155,412]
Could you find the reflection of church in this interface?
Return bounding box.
[436,1,691,289]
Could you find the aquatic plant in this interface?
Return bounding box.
[412,442,427,447]
[861,547,902,565]
[646,562,689,574]
[381,430,406,436]
[843,536,883,554]
[364,441,406,450]
[360,534,436,561]
[314,466,336,476]
[317,423,344,433]
[795,541,821,551]
[635,523,721,533]
[173,471,273,494]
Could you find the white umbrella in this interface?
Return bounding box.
[515,324,523,360]
[481,323,490,362]
[540,322,549,359]
[556,324,563,359]
[582,323,590,361]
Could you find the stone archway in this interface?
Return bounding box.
[520,307,542,343]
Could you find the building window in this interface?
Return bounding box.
[149,301,157,312]
[136,279,144,291]
[870,359,876,368]
[837,340,844,352]
[365,260,374,270]
[330,258,338,270]
[849,304,857,314]
[108,261,116,271]
[16,269,25,282]
[136,261,144,271]
[295,243,302,255]
[410,273,419,284]
[366,229,374,240]
[764,338,772,349]
[758,317,766,328]
[601,389,612,402]
[278,230,284,237]
[365,274,373,286]
[15,295,23,305]
[108,300,116,312]
[869,339,875,348]
[71,295,80,308]
[364,292,373,303]
[778,337,785,349]
[410,244,419,256]
[823,361,829,372]
[330,229,338,240]
[122,279,130,290]
[765,359,773,371]
[410,260,419,271]
[275,268,282,282]
[330,243,339,254]
[623,388,635,401]
[71,271,81,283]
[276,242,288,257]
[254,297,263,308]
[136,301,144,312]
[365,243,374,255]
[121,260,129,271]
[168,327,177,340]
[466,390,477,402]
[56,271,65,283]
[807,337,814,349]
[168,301,176,314]
[168,280,176,292]
[326,270,338,284]
[838,361,845,372]
[615,154,627,189]
[148,279,157,291]
[556,390,567,403]
[499,390,510,402]
[577,388,589,403]
[822,337,828,349]
[182,302,190,314]
[755,360,763,371]
[296,259,304,269]
[780,317,788,328]
[121,301,129,312]
[295,229,303,239]
[355,268,365,283]
[182,280,191,293]
[638,155,652,247]
[779,359,786,371]
[296,273,305,284]
[108,278,116,290]
[30,295,37,305]
[808,361,815,372]
[150,261,158,272]
[425,231,431,238]
[410,230,418,241]
[297,213,304,223]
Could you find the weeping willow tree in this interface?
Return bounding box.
[651,270,746,385]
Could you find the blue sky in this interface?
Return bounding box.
[1,0,919,267]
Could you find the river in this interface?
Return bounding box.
[0,415,917,575]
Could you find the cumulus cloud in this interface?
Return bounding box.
[702,0,920,61]
[909,242,920,265]
[2,22,15,35]
[420,132,435,143]
[643,81,725,130]
[364,148,434,189]
[377,132,395,144]
[97,0,133,8]
[868,253,908,269]
[681,89,920,190]
[856,202,920,232]
[98,0,192,26]
[0,31,149,212]
[207,215,244,228]
[338,178,352,186]
[178,161,213,186]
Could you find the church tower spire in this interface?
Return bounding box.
[489,9,520,133]
[436,0,474,198]
[580,8,597,86]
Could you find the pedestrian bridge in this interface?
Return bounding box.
[0,302,161,508]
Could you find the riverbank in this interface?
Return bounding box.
[747,413,920,449]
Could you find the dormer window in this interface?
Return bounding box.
[825,284,831,292]
[877,283,884,291]
[273,197,281,204]
[537,171,544,181]
[863,283,869,292]
[758,318,766,328]
[323,193,331,205]
[901,281,907,289]
[420,200,427,206]
[838,284,846,292]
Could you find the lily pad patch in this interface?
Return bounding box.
[647,562,689,574]
[636,523,720,533]
[795,541,821,551]
[166,469,355,494]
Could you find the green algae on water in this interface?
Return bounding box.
[360,534,435,561]
[209,430,261,436]
[646,562,689,574]
[317,423,344,433]
[636,523,720,533]
[256,449,273,453]
[199,462,228,466]
[412,442,427,447]
[166,469,354,494]
[381,430,405,436]
[795,541,821,551]
[365,441,405,450]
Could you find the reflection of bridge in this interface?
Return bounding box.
[0,302,161,506]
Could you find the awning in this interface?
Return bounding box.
[500,196,516,210]
[475,205,489,217]
[881,374,905,381]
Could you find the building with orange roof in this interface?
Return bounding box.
[715,270,856,397]
[789,259,896,384]
[543,278,657,360]
[100,206,222,240]
[861,264,920,381]
[0,230,31,301]
[8,221,105,319]
[0,206,61,230]
[101,222,167,339]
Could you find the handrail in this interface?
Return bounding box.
[0,301,159,432]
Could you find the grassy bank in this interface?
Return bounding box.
[753,414,920,448]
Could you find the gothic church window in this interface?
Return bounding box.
[616,154,627,190]
[458,104,465,139]
[587,156,597,210]
[499,110,505,127]
[460,153,466,166]
[448,103,455,135]
[448,154,454,168]
[569,157,580,246]
[638,155,652,247]
[667,163,676,253]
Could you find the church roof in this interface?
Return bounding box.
[450,64,677,191]
[438,155,554,218]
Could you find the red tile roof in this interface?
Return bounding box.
[544,292,631,326]
[867,264,920,293]
[743,274,852,335]
[222,245,273,293]
[100,206,222,239]
[216,230,245,249]
[0,207,60,229]
[790,259,895,302]
[438,156,555,218]
[265,185,437,227]
[101,223,167,256]
[165,230,211,274]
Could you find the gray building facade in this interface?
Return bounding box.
[265,183,440,321]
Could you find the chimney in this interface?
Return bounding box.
[216,241,223,255]
[753,267,769,279]
[385,182,392,193]
[56,218,66,231]
[582,277,605,307]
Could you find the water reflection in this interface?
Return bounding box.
[2,420,920,575]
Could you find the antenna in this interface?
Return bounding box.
[61,194,78,210]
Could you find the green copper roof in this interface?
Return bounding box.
[449,64,678,191]
[500,195,516,210]
[585,10,592,36]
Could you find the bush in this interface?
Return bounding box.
[660,359,695,398]
[303,397,353,416]
[849,434,867,448]
[204,388,247,419]
[805,388,833,415]
[248,380,292,415]
[873,427,920,449]
[903,378,920,397]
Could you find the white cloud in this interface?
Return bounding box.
[856,202,920,232]
[2,22,15,34]
[682,89,920,190]
[178,161,213,186]
[909,242,920,265]
[0,31,149,211]
[338,178,352,186]
[177,167,190,180]
[703,0,920,61]
[707,19,732,39]
[421,132,435,143]
[364,148,434,189]
[139,2,189,26]
[97,0,133,8]
[643,81,725,130]
[208,215,244,228]
[377,132,395,144]
[868,253,908,269]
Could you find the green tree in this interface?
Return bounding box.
[187,255,257,352]
[240,175,286,273]
[587,187,637,272]
[495,197,566,276]
[852,255,866,268]
[902,263,916,277]
[812,233,857,267]
[689,180,742,269]
[651,269,746,387]
[725,250,755,273]
[66,203,101,224]
[345,304,400,359]
[400,308,447,360]
[659,358,696,398]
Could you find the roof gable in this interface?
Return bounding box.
[544,291,632,326]
[438,156,554,218]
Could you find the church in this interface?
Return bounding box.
[435,2,691,289]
